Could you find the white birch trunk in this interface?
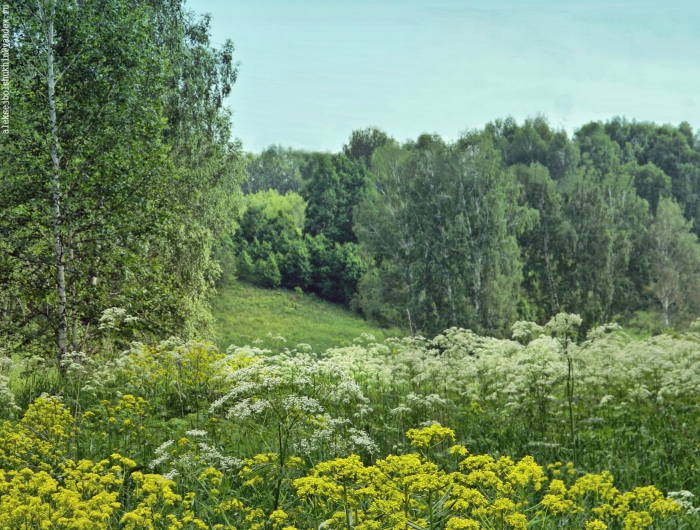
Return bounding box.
[41,0,68,363]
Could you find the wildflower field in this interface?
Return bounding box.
[1,314,699,530]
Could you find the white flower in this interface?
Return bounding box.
[668,491,698,515]
[185,429,208,437]
[162,469,180,480]
[348,428,379,454]
[149,454,170,469]
[155,440,175,455]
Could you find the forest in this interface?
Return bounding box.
[0,1,699,529]
[235,118,700,337]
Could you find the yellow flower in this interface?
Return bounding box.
[585,520,608,530]
[446,517,480,530]
[406,423,456,449]
[623,510,653,530]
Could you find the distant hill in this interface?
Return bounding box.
[212,282,404,353]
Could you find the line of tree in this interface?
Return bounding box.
[237,119,700,336]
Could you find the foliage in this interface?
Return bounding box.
[2,0,171,360]
[302,153,367,246]
[243,145,307,194]
[1,0,245,361]
[342,126,393,168]
[117,339,254,418]
[355,133,535,336]
[646,197,700,328]
[233,118,700,336]
[232,191,366,304]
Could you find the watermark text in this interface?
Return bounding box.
[1,4,9,134]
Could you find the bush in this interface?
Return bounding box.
[254,253,282,288]
[278,237,312,289]
[236,250,255,281]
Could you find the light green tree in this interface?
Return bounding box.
[647,197,700,328]
[356,133,535,336]
[1,0,244,360]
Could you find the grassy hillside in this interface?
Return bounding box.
[212,282,404,352]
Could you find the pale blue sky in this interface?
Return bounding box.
[186,0,700,152]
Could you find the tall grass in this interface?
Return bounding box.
[212,281,404,352]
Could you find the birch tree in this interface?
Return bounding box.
[647,198,700,328]
[355,133,534,336]
[2,0,244,361]
[2,0,171,361]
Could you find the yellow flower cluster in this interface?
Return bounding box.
[0,395,74,471]
[0,397,206,530]
[82,394,151,446]
[216,492,301,530]
[406,423,456,449]
[1,399,687,530]
[540,468,682,529]
[0,449,199,530]
[120,471,208,530]
[0,464,120,530]
[283,425,682,530]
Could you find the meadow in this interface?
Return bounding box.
[211,282,404,353]
[2,312,699,530]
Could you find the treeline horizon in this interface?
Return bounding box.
[232,116,700,337]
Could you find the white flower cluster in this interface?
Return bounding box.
[211,351,370,420]
[668,491,700,516]
[0,356,13,376]
[184,429,207,437]
[324,315,700,419]
[149,433,241,474]
[0,374,18,418]
[210,347,377,458]
[98,307,138,331]
[196,441,242,471]
[149,440,175,469]
[0,355,15,416]
[293,416,378,457]
[61,351,96,378]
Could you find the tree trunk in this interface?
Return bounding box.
[543,229,560,314]
[43,0,68,365]
[70,246,78,352]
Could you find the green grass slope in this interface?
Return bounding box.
[212,282,404,353]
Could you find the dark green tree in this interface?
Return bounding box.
[302,153,367,245]
[624,161,671,215]
[356,133,535,335]
[243,145,306,194]
[604,118,700,234]
[556,166,649,326]
[343,127,393,168]
[513,163,568,322]
[485,116,579,180]
[646,197,700,328]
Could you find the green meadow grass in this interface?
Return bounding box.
[212,282,405,353]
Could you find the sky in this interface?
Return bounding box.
[185,0,700,153]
